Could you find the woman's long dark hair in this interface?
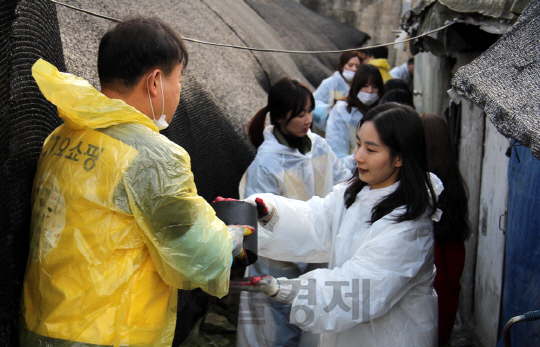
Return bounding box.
[344,103,437,224]
[421,113,471,242]
[346,64,385,114]
[247,77,314,148]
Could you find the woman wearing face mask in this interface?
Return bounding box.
[235,103,441,347]
[326,64,385,170]
[237,77,351,347]
[312,51,362,133]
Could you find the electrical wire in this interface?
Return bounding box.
[48,0,454,54]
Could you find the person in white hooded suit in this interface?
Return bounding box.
[240,125,350,200]
[237,78,351,347]
[235,103,440,347]
[311,51,362,132]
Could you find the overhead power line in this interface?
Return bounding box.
[48,0,454,54]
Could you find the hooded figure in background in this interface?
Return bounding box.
[312,51,362,133]
[365,46,393,83]
[20,18,240,347]
[326,64,385,171]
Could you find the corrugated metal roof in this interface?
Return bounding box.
[439,0,530,19]
[402,0,533,55]
[450,0,540,159]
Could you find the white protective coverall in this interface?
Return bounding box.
[325,100,363,171]
[390,62,413,92]
[312,71,350,132]
[249,175,442,347]
[21,59,232,347]
[237,126,351,347]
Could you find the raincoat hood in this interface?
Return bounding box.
[368,58,393,83]
[32,59,158,132]
[368,58,391,73]
[312,71,351,131]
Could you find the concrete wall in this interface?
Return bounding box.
[295,0,410,67]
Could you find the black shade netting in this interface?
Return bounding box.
[0,0,66,346]
[451,0,540,159]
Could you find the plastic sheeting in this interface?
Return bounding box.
[250,175,443,347]
[21,59,232,347]
[496,142,540,346]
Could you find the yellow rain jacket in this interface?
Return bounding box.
[368,58,393,83]
[20,59,232,347]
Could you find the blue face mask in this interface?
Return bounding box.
[147,73,169,130]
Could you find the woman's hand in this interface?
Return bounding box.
[229,275,300,305]
[244,196,275,222]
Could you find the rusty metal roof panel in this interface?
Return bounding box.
[450,0,540,159]
[439,0,530,19]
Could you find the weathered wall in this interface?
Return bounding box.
[412,52,452,115]
[415,47,510,347]
[474,119,508,347]
[295,0,411,67]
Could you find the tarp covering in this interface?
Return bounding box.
[496,142,540,346]
[56,0,369,202]
[450,0,540,160]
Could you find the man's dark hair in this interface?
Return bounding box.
[380,89,415,109]
[385,78,411,94]
[98,17,188,90]
[366,46,388,59]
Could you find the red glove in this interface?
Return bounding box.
[229,275,279,296]
[244,197,274,221]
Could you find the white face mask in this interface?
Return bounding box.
[147,73,169,130]
[342,69,355,82]
[357,91,379,106]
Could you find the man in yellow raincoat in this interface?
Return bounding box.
[365,46,393,83]
[20,18,241,347]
